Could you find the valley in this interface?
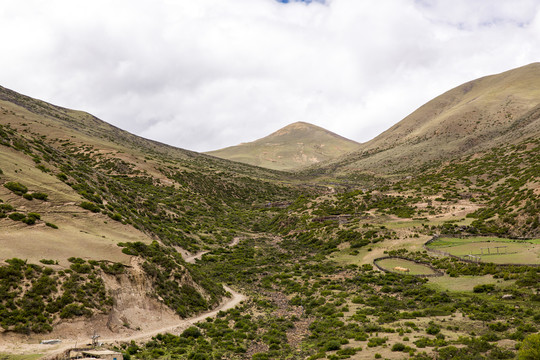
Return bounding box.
[0,64,539,360]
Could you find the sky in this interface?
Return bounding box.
[1,0,539,152]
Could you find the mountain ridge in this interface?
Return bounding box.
[306,62,540,175]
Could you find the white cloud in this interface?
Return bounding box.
[0,0,539,151]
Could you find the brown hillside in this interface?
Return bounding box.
[206,121,360,171]
[316,63,540,174]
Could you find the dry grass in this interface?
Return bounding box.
[428,275,515,292]
[206,121,360,171]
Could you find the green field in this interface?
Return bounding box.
[426,237,540,264]
[0,354,42,360]
[375,258,438,276]
[428,275,515,292]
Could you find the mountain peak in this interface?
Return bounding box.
[206,122,360,171]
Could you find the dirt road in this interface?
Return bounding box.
[0,286,245,358]
[185,236,243,264]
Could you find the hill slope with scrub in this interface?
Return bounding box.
[0,63,539,360]
[310,62,540,175]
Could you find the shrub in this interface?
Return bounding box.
[0,203,14,211]
[8,212,26,221]
[391,343,406,351]
[109,213,122,221]
[23,193,33,200]
[518,333,540,360]
[46,222,58,229]
[325,340,341,351]
[31,192,48,201]
[80,201,101,213]
[181,326,202,338]
[4,181,28,195]
[426,323,440,335]
[473,284,496,293]
[60,304,91,318]
[27,212,41,220]
[22,217,36,225]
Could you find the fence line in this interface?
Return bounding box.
[423,235,540,267]
[373,256,444,278]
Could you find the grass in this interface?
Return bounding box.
[428,275,514,292]
[375,258,437,276]
[0,354,42,360]
[427,237,540,264]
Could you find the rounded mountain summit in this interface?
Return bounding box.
[205,122,361,171]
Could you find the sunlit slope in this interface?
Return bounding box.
[315,63,540,175]
[0,85,299,265]
[206,121,360,171]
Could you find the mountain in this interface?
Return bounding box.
[0,64,539,360]
[314,63,540,175]
[205,121,360,171]
[0,84,301,337]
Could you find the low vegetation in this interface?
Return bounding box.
[0,82,538,359]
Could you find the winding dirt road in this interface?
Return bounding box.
[0,235,248,357]
[0,286,245,358]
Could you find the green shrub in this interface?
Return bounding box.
[23,193,33,200]
[46,222,58,229]
[8,212,26,221]
[0,203,14,211]
[4,181,28,195]
[109,213,122,221]
[518,333,540,360]
[426,323,440,335]
[181,326,202,338]
[60,304,91,318]
[31,192,48,201]
[22,217,36,225]
[473,284,496,293]
[80,201,101,213]
[325,340,341,351]
[28,212,41,220]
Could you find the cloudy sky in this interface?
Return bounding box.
[1,0,539,152]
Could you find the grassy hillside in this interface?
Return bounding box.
[0,62,539,360]
[311,63,540,175]
[0,85,304,334]
[206,122,360,171]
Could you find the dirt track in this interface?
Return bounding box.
[185,236,243,264]
[0,235,248,357]
[0,286,246,358]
